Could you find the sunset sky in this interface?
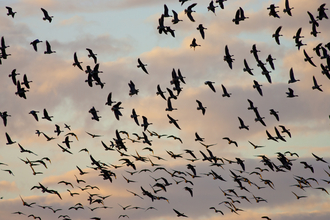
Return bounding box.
[0,0,330,219]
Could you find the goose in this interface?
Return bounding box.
[41,8,53,23]
[310,23,320,37]
[130,109,139,125]
[267,4,280,18]
[156,84,166,100]
[253,80,263,96]
[42,108,53,121]
[307,11,319,27]
[44,41,55,54]
[238,117,249,130]
[73,52,83,71]
[6,6,16,18]
[221,84,231,97]
[137,58,148,74]
[30,39,42,52]
[22,74,32,89]
[283,0,293,16]
[207,1,218,15]
[312,75,322,91]
[163,4,172,17]
[317,3,328,20]
[166,98,177,111]
[243,59,254,75]
[197,24,207,39]
[205,81,216,92]
[196,100,206,115]
[185,3,197,22]
[272,26,282,45]
[5,132,16,145]
[167,114,181,130]
[266,54,276,70]
[286,88,298,98]
[172,10,182,24]
[224,45,234,69]
[86,48,97,63]
[190,38,200,50]
[9,69,20,85]
[288,68,300,83]
[269,109,279,121]
[105,92,116,106]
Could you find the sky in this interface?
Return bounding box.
[0,0,330,219]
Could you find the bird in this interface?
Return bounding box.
[5,132,16,145]
[141,116,152,131]
[317,3,328,20]
[137,58,148,74]
[224,45,234,69]
[162,4,172,17]
[166,98,177,111]
[205,81,216,92]
[300,161,314,173]
[73,52,83,71]
[194,132,204,142]
[266,54,276,70]
[292,191,307,199]
[130,109,139,126]
[0,111,11,127]
[279,125,291,138]
[221,84,231,97]
[248,141,265,149]
[303,49,316,67]
[267,4,280,18]
[253,80,263,96]
[41,8,53,22]
[167,114,181,130]
[312,76,323,92]
[173,209,188,217]
[288,68,300,83]
[272,26,282,45]
[128,80,139,96]
[197,24,207,39]
[307,11,319,27]
[84,48,97,63]
[86,131,102,138]
[238,117,249,130]
[156,84,167,100]
[44,41,56,54]
[266,130,278,142]
[269,109,279,121]
[286,88,298,98]
[283,0,293,16]
[172,10,182,24]
[223,137,238,147]
[310,23,320,37]
[196,100,206,115]
[5,6,16,18]
[185,3,197,22]
[243,59,254,75]
[312,153,327,163]
[190,38,200,50]
[207,1,218,15]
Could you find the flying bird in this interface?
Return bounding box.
[41,8,53,22]
[224,45,234,69]
[185,3,197,22]
[312,75,322,91]
[167,114,181,130]
[44,41,56,54]
[6,6,16,18]
[137,58,148,74]
[196,100,206,115]
[283,0,293,16]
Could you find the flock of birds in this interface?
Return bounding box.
[1,1,330,220]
